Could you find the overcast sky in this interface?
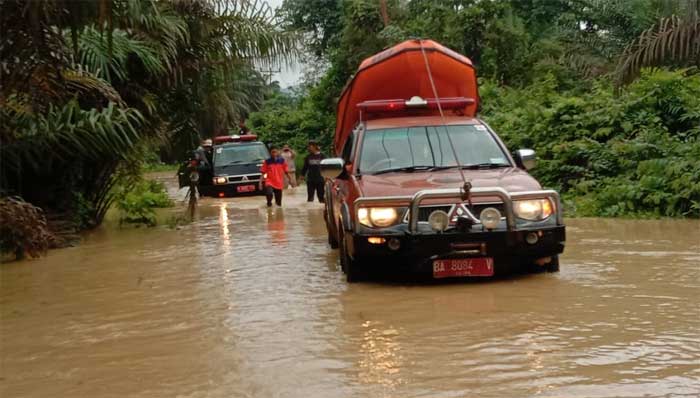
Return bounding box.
[267,0,303,87]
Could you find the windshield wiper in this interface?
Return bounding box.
[372,165,433,175]
[221,160,256,166]
[430,163,510,171]
[429,165,460,171]
[461,163,510,169]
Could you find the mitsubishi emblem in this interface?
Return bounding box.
[241,175,249,181]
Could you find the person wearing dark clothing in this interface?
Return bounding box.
[238,121,251,136]
[260,147,295,207]
[195,139,213,187]
[301,141,326,203]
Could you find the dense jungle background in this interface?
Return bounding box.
[1,0,699,257]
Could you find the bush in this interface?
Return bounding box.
[116,180,173,226]
[481,69,700,218]
[0,197,56,260]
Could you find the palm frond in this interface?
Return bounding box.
[616,12,700,85]
[77,25,169,82]
[2,99,143,174]
[62,67,124,104]
[202,0,300,68]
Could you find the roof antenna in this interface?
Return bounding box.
[419,40,473,204]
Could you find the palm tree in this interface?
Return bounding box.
[1,0,299,230]
[616,0,699,85]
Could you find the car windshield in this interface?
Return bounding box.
[214,143,268,166]
[358,125,510,174]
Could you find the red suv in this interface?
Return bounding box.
[321,40,565,282]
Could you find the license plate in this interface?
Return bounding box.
[237,185,256,193]
[433,257,494,278]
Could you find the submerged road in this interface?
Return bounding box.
[1,179,699,397]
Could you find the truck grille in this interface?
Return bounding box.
[228,174,261,183]
[469,202,506,217]
[405,205,453,223]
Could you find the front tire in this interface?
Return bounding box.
[339,228,363,282]
[527,255,560,273]
[545,255,560,273]
[324,207,339,249]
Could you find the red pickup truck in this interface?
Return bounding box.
[321,39,566,282]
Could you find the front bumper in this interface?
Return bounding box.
[351,226,565,275]
[349,187,566,275]
[205,174,263,196]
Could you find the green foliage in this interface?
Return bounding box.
[115,179,173,226]
[264,0,700,218]
[2,99,143,174]
[249,88,334,151]
[0,0,299,235]
[72,192,97,230]
[617,9,700,85]
[481,69,700,218]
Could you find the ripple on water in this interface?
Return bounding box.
[1,192,699,398]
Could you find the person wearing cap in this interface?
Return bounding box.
[195,138,212,168]
[281,144,297,189]
[301,140,326,203]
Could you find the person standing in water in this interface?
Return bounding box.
[301,140,325,203]
[260,146,296,207]
[281,144,296,189]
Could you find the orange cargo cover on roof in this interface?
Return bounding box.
[334,39,479,154]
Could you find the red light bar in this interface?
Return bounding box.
[213,135,236,144]
[213,134,258,144]
[356,99,406,112]
[426,97,475,109]
[238,134,258,142]
[357,97,475,112]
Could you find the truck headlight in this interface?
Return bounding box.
[214,177,227,184]
[513,199,554,221]
[358,207,398,228]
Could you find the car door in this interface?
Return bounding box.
[330,127,360,234]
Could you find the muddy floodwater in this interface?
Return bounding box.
[1,181,699,398]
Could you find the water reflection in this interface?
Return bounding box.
[357,321,404,389]
[219,202,231,251]
[266,208,287,245]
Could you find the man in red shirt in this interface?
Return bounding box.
[259,146,296,207]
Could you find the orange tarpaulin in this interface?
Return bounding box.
[334,39,479,154]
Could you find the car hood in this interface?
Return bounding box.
[357,168,542,200]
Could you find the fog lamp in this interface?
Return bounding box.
[428,210,450,232]
[479,207,501,229]
[387,238,401,251]
[525,232,539,245]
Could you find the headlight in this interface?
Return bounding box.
[214,177,227,184]
[358,207,398,228]
[480,207,501,229]
[513,199,554,221]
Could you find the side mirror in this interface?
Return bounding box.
[320,158,344,179]
[513,149,536,170]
